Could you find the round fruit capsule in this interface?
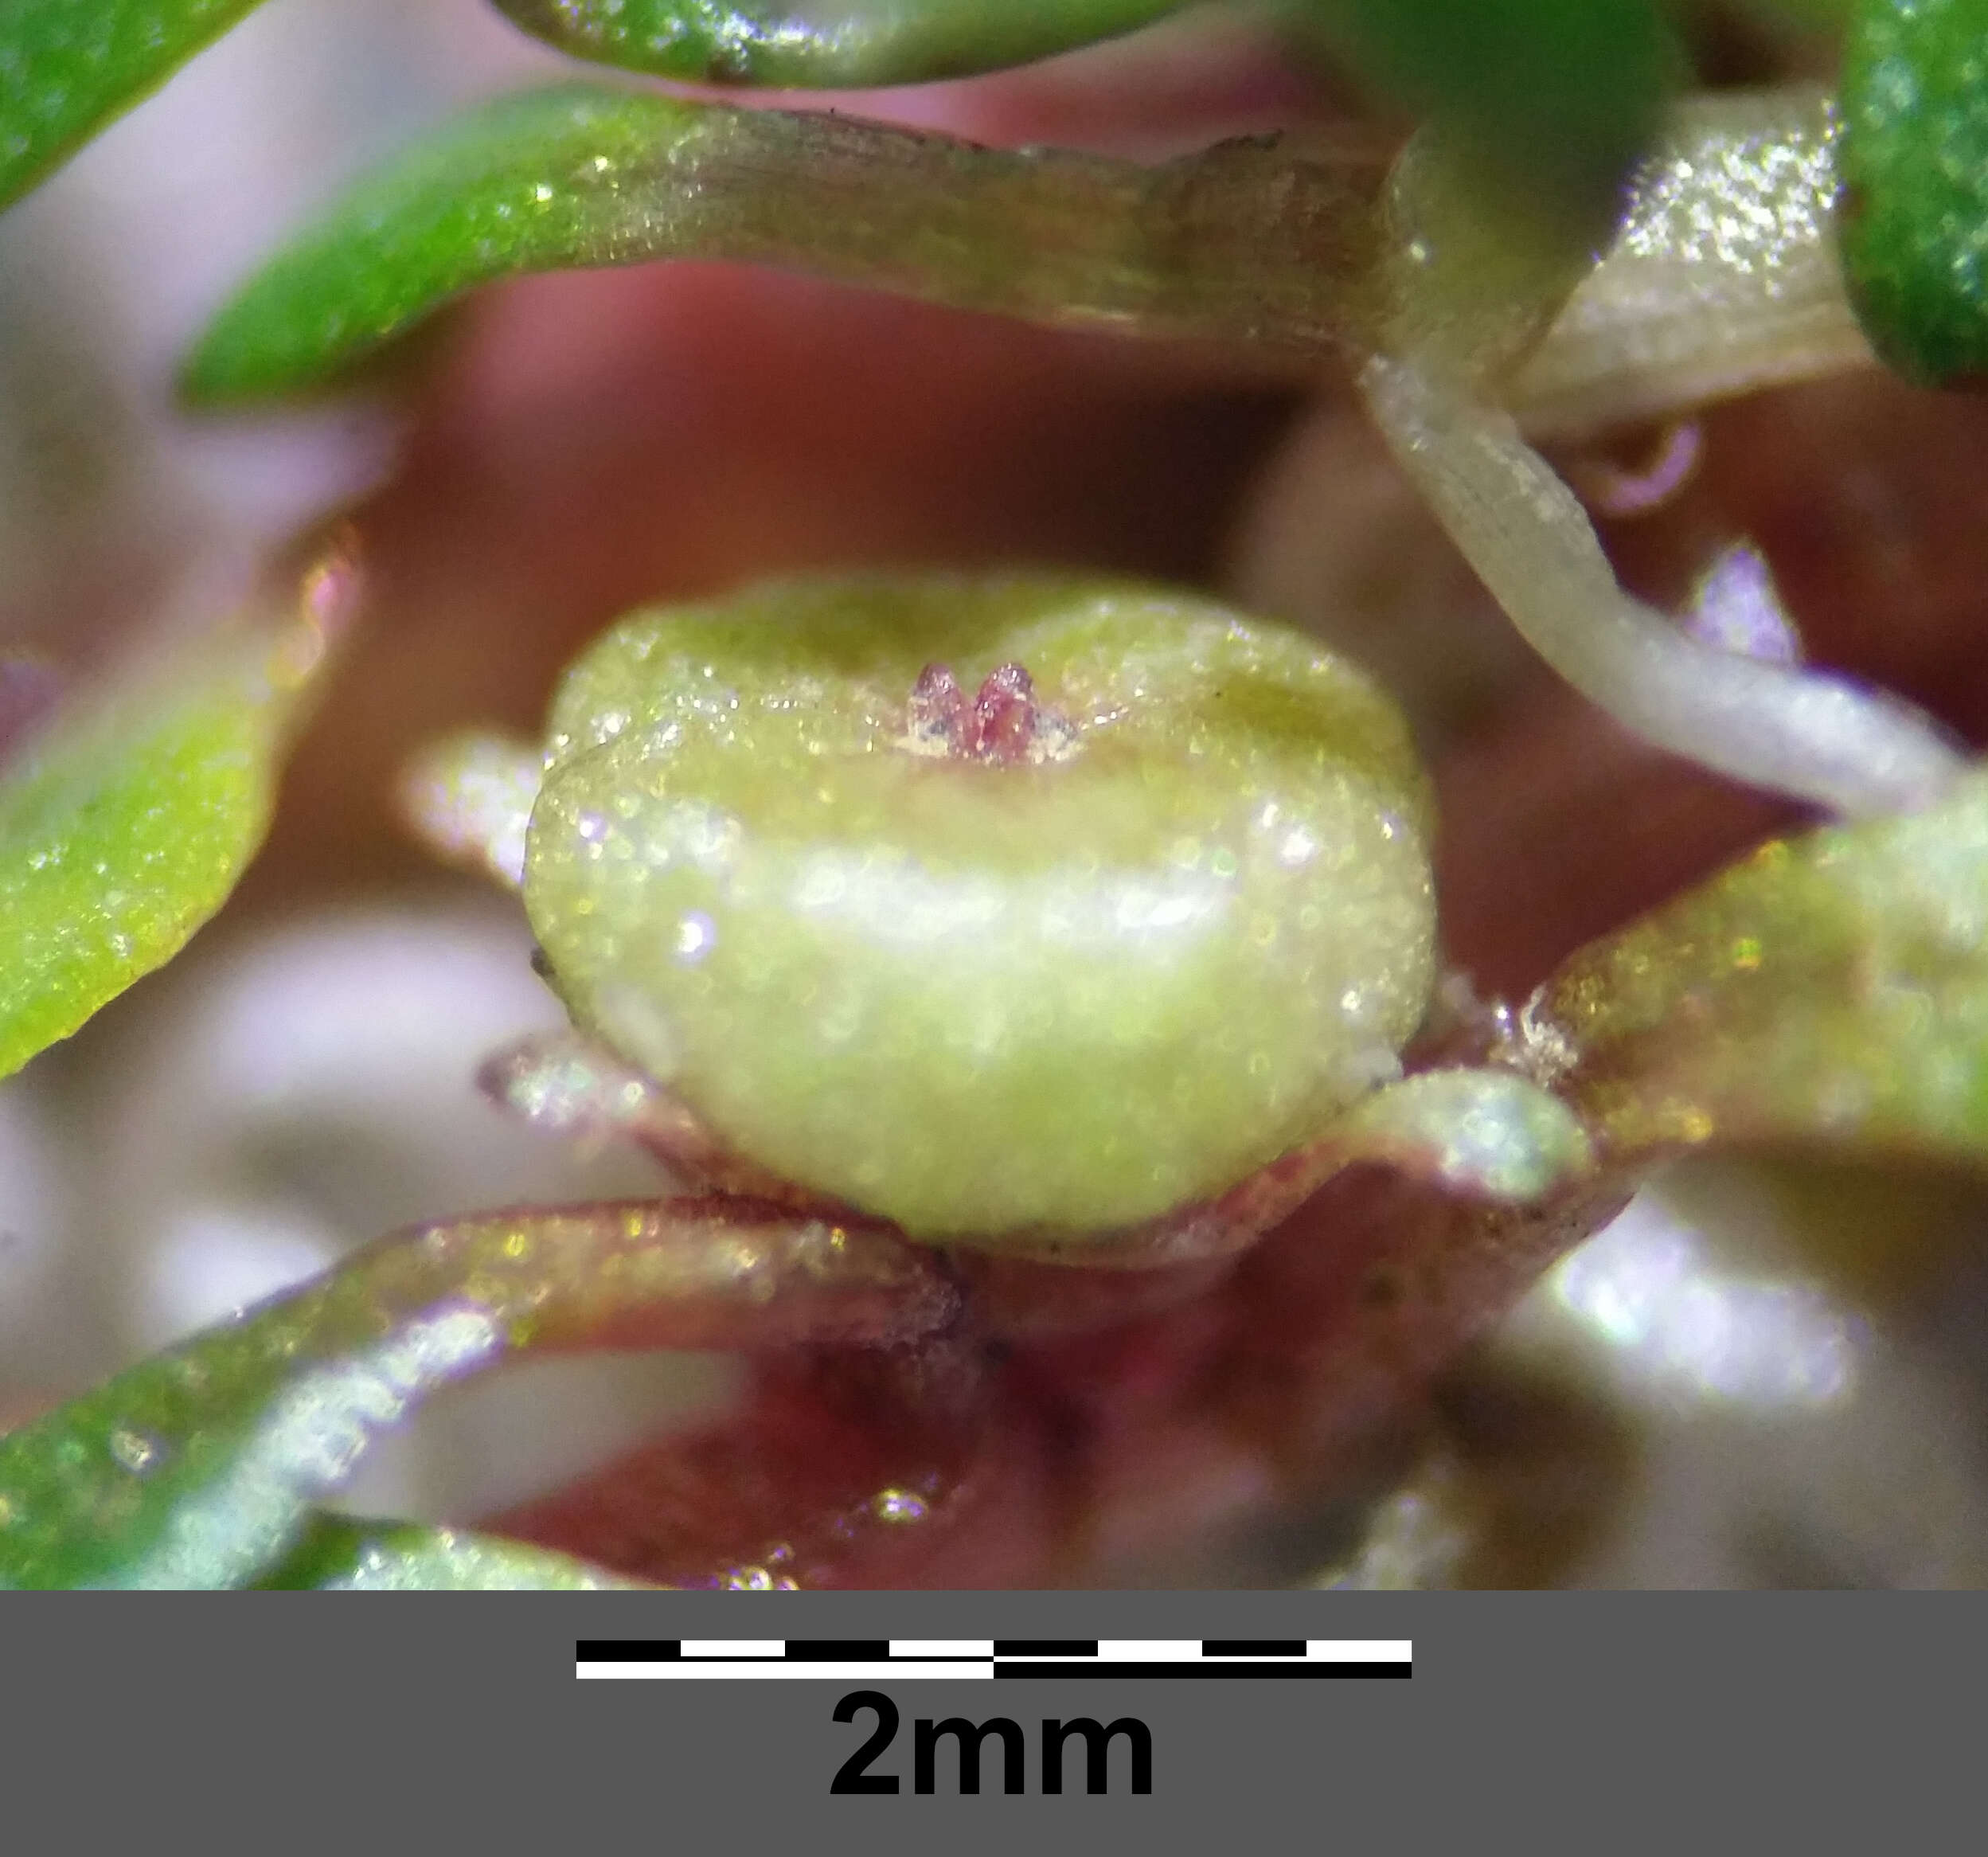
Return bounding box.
[524,575,1437,1243]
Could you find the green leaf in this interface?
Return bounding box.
[0,548,351,1079]
[0,0,268,211]
[490,0,1193,88]
[0,1261,507,1589]
[0,1199,953,1588]
[254,1514,646,1589]
[1839,0,1988,385]
[1533,765,1988,1169]
[182,82,1388,402]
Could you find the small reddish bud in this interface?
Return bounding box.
[967,663,1038,762]
[906,662,967,752]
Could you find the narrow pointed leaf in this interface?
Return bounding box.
[0,547,353,1078]
[182,82,1388,403]
[0,1199,951,1589]
[1534,766,1988,1168]
[0,1,268,211]
[490,0,1192,88]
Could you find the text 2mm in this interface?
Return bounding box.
[830,1690,1153,1795]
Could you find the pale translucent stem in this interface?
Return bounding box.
[597,110,1389,352]
[1361,353,1965,819]
[1507,85,1873,437]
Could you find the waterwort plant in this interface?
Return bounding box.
[3,1,1988,1587]
[488,577,1443,1241]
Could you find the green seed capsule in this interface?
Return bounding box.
[1840,0,1988,385]
[525,577,1436,1243]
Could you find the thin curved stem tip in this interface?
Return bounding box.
[1361,353,1965,819]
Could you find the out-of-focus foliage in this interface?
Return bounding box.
[0,554,346,1079]
[1839,0,1988,384]
[0,0,267,209]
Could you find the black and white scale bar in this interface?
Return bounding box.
[574,1639,1411,1680]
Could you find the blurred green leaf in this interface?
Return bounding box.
[1287,0,1682,237]
[0,550,350,1079]
[1536,766,1988,1169]
[490,0,1193,87]
[0,0,268,211]
[183,82,1388,403]
[1839,0,1988,385]
[255,1514,646,1589]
